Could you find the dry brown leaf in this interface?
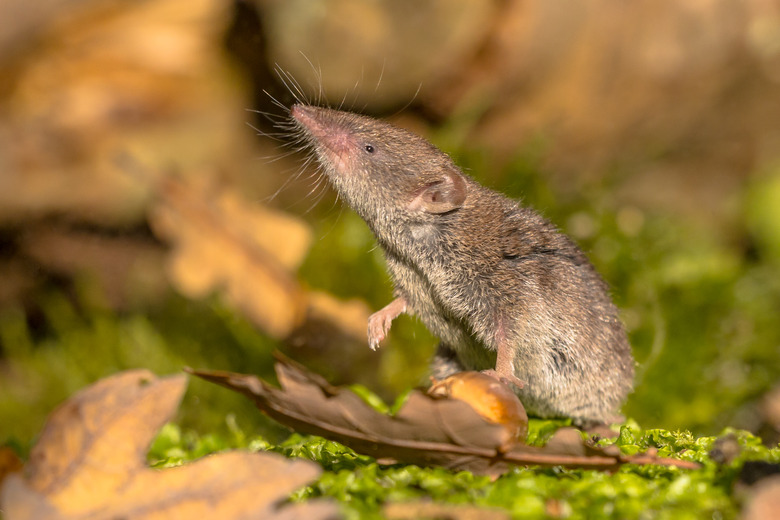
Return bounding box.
[383,501,511,520]
[758,384,780,445]
[150,174,312,338]
[743,475,780,520]
[0,370,339,520]
[0,447,23,490]
[190,355,700,476]
[191,356,517,473]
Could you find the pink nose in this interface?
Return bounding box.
[291,104,328,138]
[291,104,313,120]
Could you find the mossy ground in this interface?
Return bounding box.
[146,420,780,519]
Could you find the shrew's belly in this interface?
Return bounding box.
[388,256,498,371]
[405,288,497,371]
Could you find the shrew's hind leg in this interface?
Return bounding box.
[482,333,526,391]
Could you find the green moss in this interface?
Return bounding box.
[144,423,779,519]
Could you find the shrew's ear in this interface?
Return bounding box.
[408,167,467,214]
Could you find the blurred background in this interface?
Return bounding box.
[1,0,779,446]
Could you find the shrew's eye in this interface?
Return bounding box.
[364,144,375,153]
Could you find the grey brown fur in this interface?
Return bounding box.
[289,104,634,425]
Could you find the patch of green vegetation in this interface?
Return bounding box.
[0,287,286,448]
[146,422,780,520]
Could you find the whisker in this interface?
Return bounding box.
[263,87,291,113]
[375,59,385,94]
[393,82,422,117]
[257,65,341,214]
[279,67,310,105]
[299,52,325,106]
[304,176,331,214]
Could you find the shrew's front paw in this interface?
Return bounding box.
[367,311,392,351]
[366,297,408,351]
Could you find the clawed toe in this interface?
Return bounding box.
[367,316,389,351]
[481,369,525,389]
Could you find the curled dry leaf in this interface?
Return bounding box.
[428,371,528,445]
[192,356,519,473]
[0,370,338,520]
[190,354,700,476]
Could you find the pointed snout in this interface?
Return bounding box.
[291,104,330,139]
[290,104,316,122]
